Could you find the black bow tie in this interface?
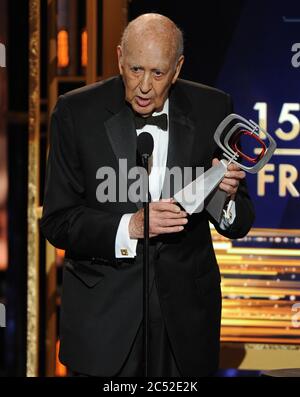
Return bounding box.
[134,113,168,131]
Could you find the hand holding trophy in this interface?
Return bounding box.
[174,113,277,221]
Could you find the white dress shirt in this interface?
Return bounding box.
[115,99,236,258]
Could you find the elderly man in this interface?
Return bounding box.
[41,14,254,377]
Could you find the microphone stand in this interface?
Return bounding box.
[142,153,150,377]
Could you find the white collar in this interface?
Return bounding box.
[152,98,169,117]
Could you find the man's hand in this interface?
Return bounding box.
[129,199,188,239]
[212,158,246,199]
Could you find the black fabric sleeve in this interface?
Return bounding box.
[40,96,122,261]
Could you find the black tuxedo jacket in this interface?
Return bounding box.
[41,76,255,376]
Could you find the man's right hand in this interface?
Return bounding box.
[128,199,188,239]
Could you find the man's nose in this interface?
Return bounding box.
[139,74,152,93]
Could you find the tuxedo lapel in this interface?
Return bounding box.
[104,77,196,211]
[105,101,143,210]
[105,105,137,175]
[161,83,196,199]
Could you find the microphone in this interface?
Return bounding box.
[137,132,154,158]
[136,131,153,377]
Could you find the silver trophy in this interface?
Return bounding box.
[174,113,277,221]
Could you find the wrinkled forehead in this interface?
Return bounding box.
[123,33,176,67]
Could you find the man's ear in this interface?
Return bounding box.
[172,55,184,84]
[117,45,123,75]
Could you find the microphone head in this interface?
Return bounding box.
[137,131,154,157]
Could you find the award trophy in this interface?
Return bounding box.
[173,113,277,221]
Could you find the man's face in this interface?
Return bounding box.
[117,37,184,117]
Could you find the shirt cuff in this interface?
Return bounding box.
[219,199,236,230]
[115,213,138,258]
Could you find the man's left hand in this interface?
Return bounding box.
[212,158,246,200]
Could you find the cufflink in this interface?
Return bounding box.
[121,249,128,256]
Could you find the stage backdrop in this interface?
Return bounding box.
[213,0,300,356]
[217,0,300,231]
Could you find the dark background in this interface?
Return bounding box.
[129,0,245,85]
